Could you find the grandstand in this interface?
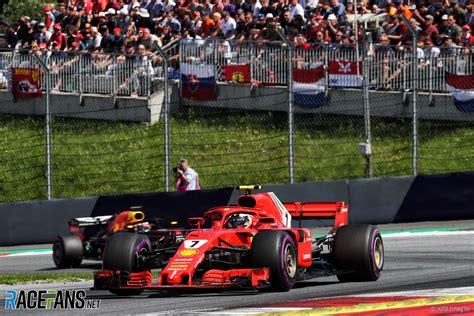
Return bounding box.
[0,0,473,202]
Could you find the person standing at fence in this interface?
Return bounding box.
[175,159,200,191]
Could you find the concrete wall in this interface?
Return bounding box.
[1,172,474,246]
[0,91,153,122]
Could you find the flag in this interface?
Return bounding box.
[292,66,325,108]
[221,64,251,83]
[11,68,42,99]
[446,72,474,113]
[328,61,362,87]
[180,63,216,101]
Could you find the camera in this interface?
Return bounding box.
[172,167,179,172]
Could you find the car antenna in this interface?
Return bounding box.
[237,185,262,195]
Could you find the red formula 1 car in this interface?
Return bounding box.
[94,186,384,295]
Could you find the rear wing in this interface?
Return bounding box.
[69,215,113,227]
[283,201,348,228]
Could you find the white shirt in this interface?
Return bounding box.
[221,17,236,36]
[290,3,305,21]
[184,167,200,190]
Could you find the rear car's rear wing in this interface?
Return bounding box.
[69,215,113,227]
[283,201,348,228]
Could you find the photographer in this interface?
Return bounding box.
[174,159,200,192]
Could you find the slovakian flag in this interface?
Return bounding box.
[328,61,362,88]
[180,63,217,101]
[221,64,251,83]
[446,72,474,113]
[11,68,42,99]
[292,66,325,108]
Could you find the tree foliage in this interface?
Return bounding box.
[3,0,49,26]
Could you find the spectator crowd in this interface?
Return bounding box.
[0,0,472,56]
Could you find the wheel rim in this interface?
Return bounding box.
[284,243,297,278]
[373,236,384,270]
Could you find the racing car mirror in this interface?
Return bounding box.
[188,217,205,229]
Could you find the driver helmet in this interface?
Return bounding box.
[225,213,253,229]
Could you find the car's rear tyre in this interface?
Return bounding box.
[53,236,83,269]
[333,224,384,282]
[103,232,150,296]
[248,231,297,291]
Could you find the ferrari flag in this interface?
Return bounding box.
[446,72,474,113]
[328,61,362,87]
[180,63,216,101]
[11,68,42,99]
[221,64,251,83]
[292,66,325,108]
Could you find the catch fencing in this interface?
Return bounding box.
[0,40,473,202]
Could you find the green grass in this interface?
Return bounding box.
[0,273,93,285]
[0,110,473,203]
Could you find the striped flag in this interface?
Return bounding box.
[446,72,474,113]
[180,63,217,101]
[292,66,326,108]
[328,61,362,87]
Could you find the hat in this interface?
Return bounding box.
[315,13,323,20]
[84,28,91,33]
[193,10,201,16]
[113,27,121,33]
[212,12,222,18]
[99,24,108,32]
[98,12,106,17]
[119,8,129,15]
[53,23,61,30]
[71,41,79,48]
[39,42,46,48]
[76,33,84,40]
[106,8,116,15]
[222,10,229,16]
[237,8,244,14]
[258,13,265,18]
[327,14,337,20]
[90,26,98,33]
[132,2,141,9]
[43,5,50,12]
[266,13,274,19]
[441,14,448,20]
[138,8,150,18]
[38,22,45,28]
[425,14,434,20]
[463,24,471,31]
[409,4,416,10]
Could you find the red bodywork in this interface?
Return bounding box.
[94,191,349,290]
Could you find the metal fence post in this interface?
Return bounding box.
[363,58,373,178]
[33,54,52,200]
[401,16,418,176]
[154,45,170,191]
[276,29,294,184]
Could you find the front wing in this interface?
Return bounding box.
[94,268,270,290]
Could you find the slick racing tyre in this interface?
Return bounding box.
[333,224,384,282]
[248,231,297,291]
[53,236,83,269]
[103,232,151,296]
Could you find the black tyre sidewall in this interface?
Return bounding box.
[334,224,383,281]
[103,232,151,272]
[248,231,297,291]
[53,236,83,268]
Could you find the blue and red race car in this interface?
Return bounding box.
[94,186,384,294]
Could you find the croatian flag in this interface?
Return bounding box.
[328,61,362,87]
[446,72,474,113]
[292,66,325,108]
[180,63,217,101]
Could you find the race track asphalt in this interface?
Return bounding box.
[1,220,473,315]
